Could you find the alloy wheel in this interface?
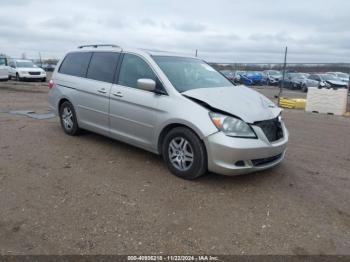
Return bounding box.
[61,107,74,131]
[168,137,194,171]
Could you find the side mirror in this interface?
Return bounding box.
[137,78,156,92]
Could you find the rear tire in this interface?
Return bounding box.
[162,127,207,180]
[59,101,80,136]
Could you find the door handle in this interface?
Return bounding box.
[113,91,123,97]
[97,89,107,94]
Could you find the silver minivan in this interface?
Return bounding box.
[49,44,288,179]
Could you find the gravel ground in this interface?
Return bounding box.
[0,80,349,255]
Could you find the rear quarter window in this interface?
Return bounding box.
[59,52,92,77]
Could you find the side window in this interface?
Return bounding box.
[118,54,157,89]
[86,52,120,83]
[0,58,6,66]
[59,52,92,77]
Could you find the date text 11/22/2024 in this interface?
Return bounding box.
[127,255,219,261]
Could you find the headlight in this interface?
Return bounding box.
[209,112,257,138]
[324,82,331,87]
[19,71,27,74]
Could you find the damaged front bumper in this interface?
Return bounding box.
[204,121,289,176]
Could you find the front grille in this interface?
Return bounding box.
[254,117,283,142]
[252,153,283,167]
[29,72,40,75]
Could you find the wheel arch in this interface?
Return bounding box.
[157,123,205,155]
[58,98,71,112]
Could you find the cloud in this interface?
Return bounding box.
[169,22,207,32]
[0,0,349,62]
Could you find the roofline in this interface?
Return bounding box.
[77,44,122,51]
[71,44,198,59]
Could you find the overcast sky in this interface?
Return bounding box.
[1,0,349,63]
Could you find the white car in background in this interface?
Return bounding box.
[326,72,349,83]
[0,56,9,81]
[8,59,46,82]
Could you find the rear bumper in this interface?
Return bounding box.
[204,121,288,176]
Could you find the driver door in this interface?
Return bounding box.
[109,53,165,151]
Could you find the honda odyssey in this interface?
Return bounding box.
[48,44,288,179]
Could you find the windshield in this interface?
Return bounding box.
[0,58,6,66]
[245,71,258,76]
[321,74,337,80]
[153,56,233,92]
[289,73,306,79]
[16,61,36,68]
[268,71,281,76]
[337,73,349,78]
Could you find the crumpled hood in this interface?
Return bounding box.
[326,80,347,86]
[183,86,282,123]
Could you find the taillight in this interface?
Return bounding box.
[48,80,54,89]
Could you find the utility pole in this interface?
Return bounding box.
[39,52,43,67]
[278,46,288,106]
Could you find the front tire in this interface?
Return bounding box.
[59,101,80,136]
[301,84,308,93]
[162,127,207,180]
[15,73,21,81]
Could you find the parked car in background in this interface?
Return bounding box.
[8,59,46,82]
[0,56,9,81]
[221,70,244,84]
[308,74,348,89]
[42,63,56,72]
[239,71,263,86]
[233,70,245,83]
[262,70,282,85]
[220,70,235,82]
[49,44,288,179]
[326,72,349,83]
[282,73,318,92]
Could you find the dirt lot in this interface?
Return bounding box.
[0,79,350,255]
